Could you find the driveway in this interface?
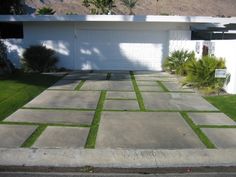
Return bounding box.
[1,71,236,149]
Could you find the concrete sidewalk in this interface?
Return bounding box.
[0,148,235,169]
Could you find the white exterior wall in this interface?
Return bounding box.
[5,22,76,69]
[4,21,189,70]
[168,30,204,58]
[212,40,236,94]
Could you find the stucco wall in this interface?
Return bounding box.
[212,40,236,94]
[5,22,76,69]
[4,21,190,70]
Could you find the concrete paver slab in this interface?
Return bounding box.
[48,79,80,90]
[96,112,205,149]
[110,73,131,80]
[104,100,139,110]
[201,128,236,148]
[135,76,178,82]
[24,90,100,109]
[138,85,163,91]
[136,81,158,86]
[33,127,89,148]
[0,125,37,148]
[162,82,193,92]
[134,71,174,77]
[106,92,136,99]
[5,109,94,125]
[80,81,109,90]
[63,73,107,80]
[108,81,134,91]
[81,81,133,91]
[142,92,218,111]
[188,113,236,126]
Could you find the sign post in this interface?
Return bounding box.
[215,69,227,78]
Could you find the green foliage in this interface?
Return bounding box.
[21,45,58,73]
[36,7,56,15]
[121,0,138,15]
[205,95,236,121]
[0,71,60,121]
[163,50,195,76]
[82,0,115,14]
[0,40,7,66]
[0,0,25,14]
[186,55,226,92]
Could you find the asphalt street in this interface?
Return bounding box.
[0,172,236,177]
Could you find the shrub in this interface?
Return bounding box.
[21,45,58,73]
[185,55,226,93]
[163,50,195,76]
[0,40,16,74]
[36,7,56,15]
[0,40,7,66]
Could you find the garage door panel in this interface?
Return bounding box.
[77,30,167,70]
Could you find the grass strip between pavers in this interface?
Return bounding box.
[106,98,137,101]
[130,71,145,111]
[156,81,169,92]
[199,125,236,128]
[180,112,216,149]
[21,125,47,148]
[75,80,86,91]
[85,90,106,149]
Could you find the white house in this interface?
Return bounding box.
[0,15,236,93]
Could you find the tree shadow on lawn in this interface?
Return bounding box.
[0,70,61,88]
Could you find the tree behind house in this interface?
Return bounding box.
[121,0,138,15]
[36,7,56,15]
[82,0,115,14]
[0,0,25,14]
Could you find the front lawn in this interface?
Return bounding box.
[0,71,61,121]
[205,95,236,121]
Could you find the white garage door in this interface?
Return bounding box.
[76,29,168,70]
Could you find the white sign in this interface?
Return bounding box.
[215,69,227,78]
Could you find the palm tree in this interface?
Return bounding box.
[121,0,138,15]
[83,0,115,14]
[36,7,56,15]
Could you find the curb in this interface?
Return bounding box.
[0,148,236,169]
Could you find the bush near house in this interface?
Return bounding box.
[0,41,7,68]
[163,50,195,76]
[185,55,226,94]
[0,40,15,75]
[21,45,58,73]
[164,50,227,95]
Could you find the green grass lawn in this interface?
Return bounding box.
[0,71,61,121]
[205,95,236,121]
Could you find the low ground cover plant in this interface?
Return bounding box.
[21,45,58,73]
